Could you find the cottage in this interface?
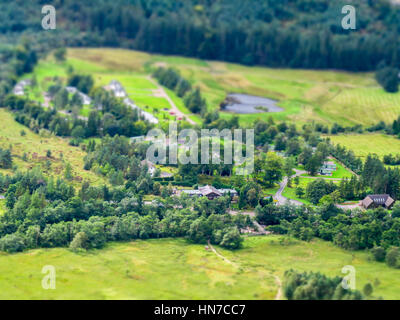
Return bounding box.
[362,194,395,210]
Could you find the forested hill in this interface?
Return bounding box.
[0,0,400,71]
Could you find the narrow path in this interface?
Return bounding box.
[274,275,283,300]
[147,76,196,125]
[207,240,238,267]
[273,169,305,206]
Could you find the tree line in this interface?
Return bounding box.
[0,167,252,253]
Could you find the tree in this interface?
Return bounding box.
[70,232,89,251]
[54,47,67,62]
[295,186,304,199]
[0,233,26,253]
[64,162,73,180]
[386,247,400,268]
[71,92,83,108]
[54,88,69,109]
[306,178,336,205]
[371,246,386,262]
[184,88,206,114]
[376,66,399,93]
[0,148,12,169]
[305,152,324,176]
[363,283,373,297]
[283,270,364,300]
[284,157,296,187]
[262,152,283,187]
[219,227,243,249]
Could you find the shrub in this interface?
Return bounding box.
[0,233,27,253]
[385,247,400,268]
[371,246,386,262]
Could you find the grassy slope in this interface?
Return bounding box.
[0,109,106,186]
[0,236,398,299]
[328,134,400,160]
[67,48,400,127]
[0,200,5,215]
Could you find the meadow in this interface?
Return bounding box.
[0,236,398,299]
[65,48,400,127]
[328,134,400,160]
[0,109,107,187]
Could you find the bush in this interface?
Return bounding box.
[376,67,399,93]
[69,232,89,252]
[0,233,27,253]
[385,247,400,268]
[219,227,243,250]
[371,246,386,262]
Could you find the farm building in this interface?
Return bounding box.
[361,194,395,209]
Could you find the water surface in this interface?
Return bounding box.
[223,93,282,114]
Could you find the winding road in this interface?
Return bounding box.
[273,169,306,206]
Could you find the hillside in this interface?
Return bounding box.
[63,48,400,126]
[0,0,399,72]
[0,108,107,187]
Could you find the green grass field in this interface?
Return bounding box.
[64,48,400,127]
[301,159,353,179]
[0,236,398,299]
[0,109,107,187]
[283,176,343,205]
[22,48,400,127]
[328,134,400,160]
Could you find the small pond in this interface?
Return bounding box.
[222,93,283,114]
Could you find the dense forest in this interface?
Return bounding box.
[0,0,399,71]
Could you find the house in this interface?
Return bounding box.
[181,185,238,200]
[12,79,31,96]
[12,85,24,96]
[198,185,222,200]
[105,80,159,124]
[319,161,337,176]
[123,98,159,124]
[218,189,239,198]
[141,160,156,176]
[66,86,92,105]
[362,194,395,210]
[107,80,127,98]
